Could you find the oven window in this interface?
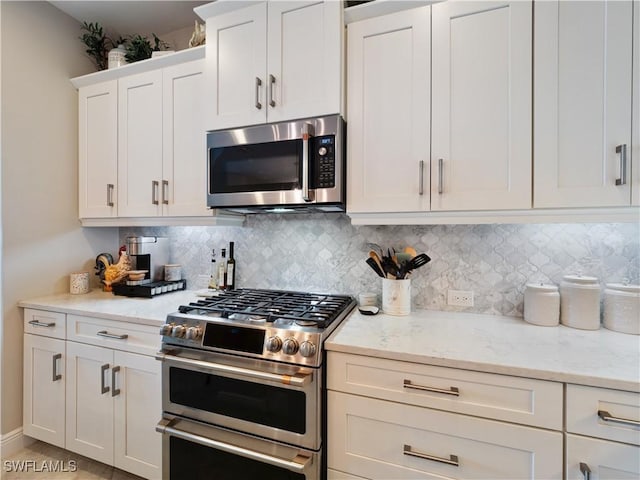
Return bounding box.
[170,436,306,480]
[169,367,306,433]
[209,139,301,193]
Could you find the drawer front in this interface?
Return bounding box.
[67,314,160,356]
[328,469,368,480]
[327,352,563,429]
[567,384,640,446]
[566,434,640,479]
[24,309,66,339]
[328,391,563,480]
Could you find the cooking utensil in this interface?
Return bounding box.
[366,257,385,277]
[406,253,431,270]
[369,251,385,274]
[404,246,417,258]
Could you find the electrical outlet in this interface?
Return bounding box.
[447,289,474,307]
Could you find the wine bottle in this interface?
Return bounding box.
[226,242,236,290]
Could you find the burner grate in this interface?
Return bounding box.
[178,289,354,329]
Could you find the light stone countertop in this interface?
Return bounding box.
[18,289,202,327]
[326,309,640,392]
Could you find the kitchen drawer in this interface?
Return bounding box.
[566,434,640,479]
[328,391,563,480]
[67,314,160,356]
[24,309,66,339]
[327,352,563,429]
[567,384,640,446]
[328,469,368,480]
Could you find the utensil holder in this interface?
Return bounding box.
[70,272,90,294]
[382,278,411,316]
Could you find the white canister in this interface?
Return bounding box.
[164,264,182,281]
[70,272,90,294]
[524,283,560,326]
[603,283,640,335]
[560,275,601,330]
[108,44,127,69]
[358,292,378,307]
[382,279,411,316]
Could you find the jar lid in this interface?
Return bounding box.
[525,283,558,292]
[605,283,640,293]
[562,275,599,285]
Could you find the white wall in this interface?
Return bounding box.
[0,1,118,441]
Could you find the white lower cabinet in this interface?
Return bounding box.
[566,434,640,480]
[23,309,161,479]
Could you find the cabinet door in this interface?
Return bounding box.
[346,7,430,213]
[634,2,640,206]
[204,3,267,130]
[113,351,162,480]
[65,342,114,465]
[162,60,210,216]
[266,1,342,123]
[566,434,640,480]
[23,334,65,448]
[78,80,118,218]
[118,70,163,217]
[534,1,633,208]
[431,1,532,211]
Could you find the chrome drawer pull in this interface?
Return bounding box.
[268,74,276,107]
[579,462,591,480]
[152,180,159,205]
[107,183,115,207]
[52,353,62,382]
[598,410,640,427]
[615,144,627,186]
[255,77,262,109]
[97,330,128,340]
[438,158,444,194]
[418,160,425,195]
[403,379,460,396]
[403,444,459,467]
[101,364,110,394]
[111,366,121,397]
[28,320,55,328]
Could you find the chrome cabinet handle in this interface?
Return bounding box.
[268,74,276,107]
[52,353,62,382]
[157,418,312,474]
[404,379,460,396]
[419,160,424,195]
[107,184,115,207]
[162,180,169,205]
[438,158,444,194]
[97,330,128,340]
[403,444,459,467]
[579,462,591,480]
[301,123,314,202]
[28,320,55,328]
[152,180,159,205]
[101,364,110,394]
[598,409,640,427]
[156,352,312,387]
[111,366,121,397]
[255,77,262,110]
[615,144,627,186]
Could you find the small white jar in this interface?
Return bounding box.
[108,44,127,69]
[560,275,601,330]
[603,283,640,335]
[524,283,560,326]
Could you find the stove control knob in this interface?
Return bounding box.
[185,326,202,341]
[159,323,174,336]
[299,341,317,358]
[282,338,299,356]
[172,324,187,338]
[266,336,283,353]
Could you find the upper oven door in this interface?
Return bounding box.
[207,114,344,209]
[158,347,321,451]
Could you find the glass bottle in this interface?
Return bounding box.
[217,248,227,289]
[208,249,218,289]
[226,242,236,290]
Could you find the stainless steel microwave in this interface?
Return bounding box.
[206,115,345,213]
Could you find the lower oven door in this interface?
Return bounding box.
[157,347,321,450]
[157,415,320,480]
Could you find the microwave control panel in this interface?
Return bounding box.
[312,135,336,189]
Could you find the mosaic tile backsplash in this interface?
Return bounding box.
[121,215,639,317]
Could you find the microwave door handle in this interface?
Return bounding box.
[301,123,314,202]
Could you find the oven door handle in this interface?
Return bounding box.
[156,418,313,474]
[155,352,312,387]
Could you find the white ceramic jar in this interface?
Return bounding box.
[603,283,640,335]
[524,283,560,326]
[108,44,127,69]
[560,275,601,330]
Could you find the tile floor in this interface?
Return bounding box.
[2,441,144,480]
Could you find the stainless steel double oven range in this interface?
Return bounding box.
[156,289,356,480]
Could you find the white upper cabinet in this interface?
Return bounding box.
[202,0,342,130]
[346,6,431,214]
[431,0,532,211]
[534,0,634,208]
[78,80,118,218]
